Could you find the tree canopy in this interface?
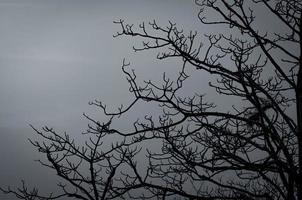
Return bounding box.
[1,0,301,199]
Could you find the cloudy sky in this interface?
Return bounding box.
[0,0,201,199]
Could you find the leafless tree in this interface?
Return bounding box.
[1,0,301,199]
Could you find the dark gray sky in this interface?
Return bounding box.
[0,1,201,199]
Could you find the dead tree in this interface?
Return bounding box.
[1,0,301,199]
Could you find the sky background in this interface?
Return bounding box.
[0,1,202,199]
[0,1,294,199]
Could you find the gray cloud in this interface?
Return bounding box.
[0,1,200,199]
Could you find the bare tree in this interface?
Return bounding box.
[1,0,301,199]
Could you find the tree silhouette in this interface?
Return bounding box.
[1,0,301,199]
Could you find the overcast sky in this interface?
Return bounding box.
[0,1,202,199]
